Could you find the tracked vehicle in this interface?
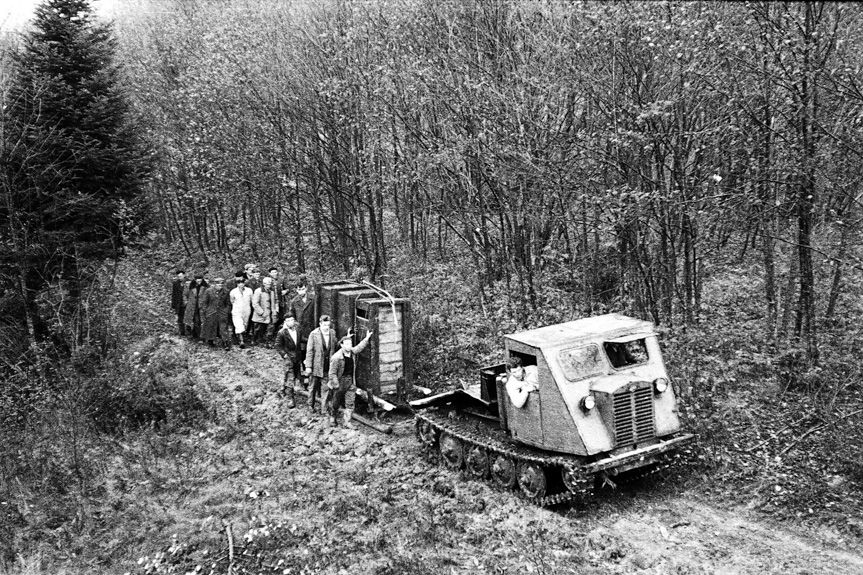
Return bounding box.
[411,314,694,505]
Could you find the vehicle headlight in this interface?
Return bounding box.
[580,395,596,411]
[653,377,668,394]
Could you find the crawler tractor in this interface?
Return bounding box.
[411,314,694,505]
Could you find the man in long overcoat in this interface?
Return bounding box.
[290,276,315,387]
[184,275,208,339]
[303,314,337,414]
[201,278,231,349]
[170,270,186,336]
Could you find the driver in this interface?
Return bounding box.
[505,356,538,409]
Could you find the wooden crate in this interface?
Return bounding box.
[314,280,413,398]
[314,280,374,337]
[355,297,412,397]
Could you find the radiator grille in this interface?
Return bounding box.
[613,386,655,446]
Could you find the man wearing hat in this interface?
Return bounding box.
[304,314,337,414]
[328,329,374,428]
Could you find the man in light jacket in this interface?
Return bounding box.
[327,330,374,428]
[251,276,279,346]
[303,315,337,414]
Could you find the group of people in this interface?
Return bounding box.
[170,266,373,428]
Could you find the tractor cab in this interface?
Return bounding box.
[481,314,685,458]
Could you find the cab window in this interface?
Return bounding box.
[558,345,605,381]
[603,339,649,369]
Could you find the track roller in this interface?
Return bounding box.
[517,462,548,500]
[439,432,465,469]
[465,445,490,479]
[491,454,517,489]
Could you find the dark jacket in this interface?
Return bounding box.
[200,286,230,340]
[275,327,301,365]
[245,275,261,294]
[290,294,315,346]
[171,279,186,310]
[328,337,370,390]
[184,281,208,328]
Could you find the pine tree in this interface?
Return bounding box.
[0,0,150,343]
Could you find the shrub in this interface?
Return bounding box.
[84,336,207,434]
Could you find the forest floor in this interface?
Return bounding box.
[7,255,863,575]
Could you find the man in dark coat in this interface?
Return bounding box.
[216,280,233,350]
[245,266,261,336]
[290,276,315,388]
[275,314,301,408]
[170,270,186,336]
[268,267,288,325]
[201,278,231,349]
[185,274,208,339]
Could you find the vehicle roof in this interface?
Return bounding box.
[505,314,655,350]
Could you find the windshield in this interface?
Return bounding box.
[603,338,649,369]
[558,345,605,381]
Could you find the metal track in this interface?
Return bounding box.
[415,409,595,507]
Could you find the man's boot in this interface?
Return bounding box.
[343,409,354,429]
[285,383,296,408]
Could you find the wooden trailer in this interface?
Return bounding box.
[315,280,412,398]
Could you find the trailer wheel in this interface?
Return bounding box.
[518,462,547,500]
[491,455,517,489]
[465,446,490,479]
[417,419,438,447]
[439,433,465,469]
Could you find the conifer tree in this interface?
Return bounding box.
[1,0,149,342]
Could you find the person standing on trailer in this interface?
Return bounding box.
[170,270,186,336]
[230,277,253,349]
[304,314,337,415]
[275,314,301,408]
[328,330,374,428]
[291,276,315,388]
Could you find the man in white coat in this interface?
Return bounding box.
[230,277,253,349]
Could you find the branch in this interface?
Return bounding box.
[779,408,863,456]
